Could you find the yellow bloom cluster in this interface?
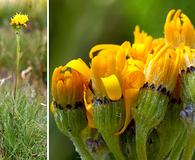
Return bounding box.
[51,9,195,134]
[10,13,29,28]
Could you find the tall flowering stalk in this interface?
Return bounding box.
[51,9,195,160]
[10,13,29,98]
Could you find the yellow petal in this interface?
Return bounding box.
[101,74,122,101]
[121,41,131,56]
[116,88,139,135]
[83,86,95,128]
[89,44,120,59]
[122,59,145,89]
[56,80,66,107]
[66,58,91,82]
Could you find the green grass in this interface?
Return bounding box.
[0,85,47,160]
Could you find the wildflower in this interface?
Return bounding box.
[88,42,145,160]
[133,43,181,160]
[89,42,145,132]
[51,61,93,160]
[176,46,195,104]
[89,42,129,160]
[52,66,84,108]
[10,13,29,28]
[164,9,195,48]
[11,13,29,98]
[89,42,128,100]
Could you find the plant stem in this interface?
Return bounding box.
[133,89,169,160]
[168,130,187,160]
[182,131,195,160]
[92,100,126,160]
[14,29,21,99]
[101,132,125,160]
[136,128,147,160]
[70,135,94,160]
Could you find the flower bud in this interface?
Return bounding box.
[52,66,84,109]
[164,9,195,48]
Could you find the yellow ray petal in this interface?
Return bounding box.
[116,88,139,135]
[66,58,91,81]
[83,86,95,128]
[121,41,131,56]
[101,74,122,101]
[89,44,120,59]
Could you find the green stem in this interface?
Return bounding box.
[182,131,195,160]
[136,128,147,160]
[169,130,187,160]
[14,29,21,99]
[81,127,111,160]
[102,132,125,160]
[92,100,126,160]
[133,89,169,160]
[70,135,94,160]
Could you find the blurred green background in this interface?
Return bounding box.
[49,0,195,159]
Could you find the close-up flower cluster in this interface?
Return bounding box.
[51,9,195,160]
[10,13,29,28]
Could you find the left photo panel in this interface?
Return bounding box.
[0,0,47,159]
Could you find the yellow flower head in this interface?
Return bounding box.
[52,66,84,108]
[10,13,29,28]
[164,9,195,48]
[89,41,130,100]
[145,42,181,92]
[129,26,153,62]
[89,42,145,133]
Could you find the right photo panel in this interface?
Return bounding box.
[49,1,195,160]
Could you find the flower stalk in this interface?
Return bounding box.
[92,99,126,160]
[14,28,21,99]
[133,87,169,160]
[157,99,186,159]
[53,105,93,160]
[10,13,29,99]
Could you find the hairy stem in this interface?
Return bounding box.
[102,132,125,160]
[70,135,94,160]
[14,29,21,99]
[182,131,195,160]
[136,128,148,160]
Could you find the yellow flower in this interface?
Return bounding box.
[145,42,181,92]
[164,9,195,48]
[129,26,153,62]
[10,13,29,28]
[89,42,145,133]
[89,42,130,100]
[52,66,84,108]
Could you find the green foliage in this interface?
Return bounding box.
[0,85,47,160]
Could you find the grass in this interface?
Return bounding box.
[0,85,47,160]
